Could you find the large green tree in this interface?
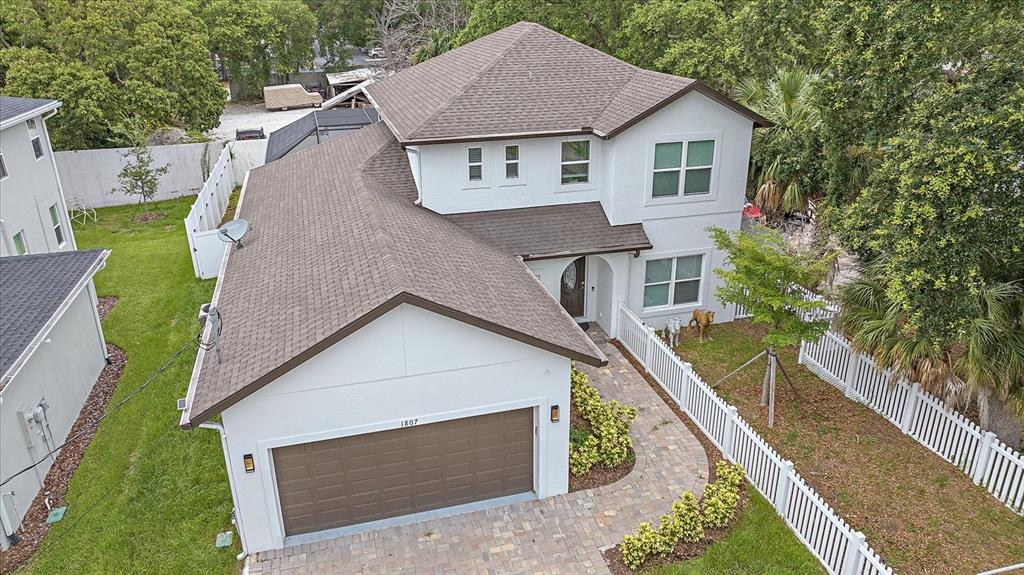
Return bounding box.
[456,0,638,53]
[305,0,378,71]
[1,0,225,149]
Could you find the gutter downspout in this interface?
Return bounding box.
[198,422,248,561]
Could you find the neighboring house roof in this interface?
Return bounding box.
[325,68,374,86]
[0,96,61,130]
[446,202,651,260]
[0,250,109,386]
[183,122,606,428]
[264,108,380,162]
[364,22,770,144]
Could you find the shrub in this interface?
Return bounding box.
[672,491,704,543]
[621,521,660,570]
[701,463,745,529]
[569,431,600,476]
[569,366,638,468]
[715,461,745,490]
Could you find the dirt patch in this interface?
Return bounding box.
[602,485,750,574]
[134,211,164,223]
[0,345,127,573]
[97,296,118,321]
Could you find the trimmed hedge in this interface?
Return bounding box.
[620,461,746,570]
[569,365,638,473]
[569,429,600,476]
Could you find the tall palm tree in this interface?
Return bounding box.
[736,69,824,219]
[837,264,1024,448]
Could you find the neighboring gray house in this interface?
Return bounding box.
[0,96,76,257]
[0,249,110,549]
[181,22,768,555]
[264,107,379,163]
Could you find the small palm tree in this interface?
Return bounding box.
[411,30,454,64]
[737,69,823,220]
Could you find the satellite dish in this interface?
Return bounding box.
[217,219,251,248]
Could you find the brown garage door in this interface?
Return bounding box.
[273,408,534,536]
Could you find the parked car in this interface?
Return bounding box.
[368,47,385,59]
[304,84,327,99]
[263,84,323,111]
[235,128,266,141]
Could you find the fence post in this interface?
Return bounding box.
[900,382,921,434]
[644,326,657,368]
[614,298,626,340]
[840,530,866,575]
[971,431,997,484]
[773,460,794,516]
[722,406,738,462]
[842,349,860,400]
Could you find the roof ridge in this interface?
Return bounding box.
[406,23,537,139]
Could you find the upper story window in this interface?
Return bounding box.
[27,119,44,159]
[560,140,590,185]
[12,230,28,255]
[504,145,520,179]
[643,254,703,308]
[467,146,483,181]
[49,204,66,246]
[0,152,7,179]
[652,140,715,198]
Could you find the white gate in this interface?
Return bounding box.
[184,146,234,279]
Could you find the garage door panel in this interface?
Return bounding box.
[274,408,534,536]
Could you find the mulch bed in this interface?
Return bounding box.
[0,344,127,573]
[97,296,118,321]
[134,211,164,223]
[602,483,750,574]
[568,402,636,492]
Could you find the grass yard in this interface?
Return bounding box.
[24,197,237,574]
[675,321,1024,575]
[646,486,825,575]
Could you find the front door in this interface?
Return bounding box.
[560,257,586,318]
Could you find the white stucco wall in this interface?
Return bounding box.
[219,303,572,552]
[0,115,75,256]
[0,288,106,541]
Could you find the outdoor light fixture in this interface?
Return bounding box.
[550,405,560,423]
[243,453,255,473]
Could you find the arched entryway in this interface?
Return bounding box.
[559,257,586,318]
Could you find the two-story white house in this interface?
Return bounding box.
[179,22,768,554]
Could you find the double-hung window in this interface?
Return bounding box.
[643,254,703,308]
[27,119,44,159]
[651,140,715,198]
[504,145,520,179]
[49,204,66,246]
[467,146,483,181]
[12,230,28,255]
[560,140,589,185]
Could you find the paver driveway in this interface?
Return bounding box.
[246,330,709,574]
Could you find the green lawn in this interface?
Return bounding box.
[646,486,824,575]
[26,197,237,574]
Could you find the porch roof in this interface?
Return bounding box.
[445,202,651,260]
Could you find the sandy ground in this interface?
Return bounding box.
[206,103,314,141]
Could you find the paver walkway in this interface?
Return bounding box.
[246,330,708,574]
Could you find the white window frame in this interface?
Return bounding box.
[12,230,28,255]
[49,203,66,247]
[558,138,592,189]
[0,151,8,179]
[504,144,520,181]
[27,118,44,160]
[640,249,709,312]
[463,144,487,188]
[645,132,721,206]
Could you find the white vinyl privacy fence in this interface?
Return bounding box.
[184,146,234,279]
[616,302,893,575]
[800,326,1024,515]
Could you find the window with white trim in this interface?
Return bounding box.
[651,140,714,197]
[12,230,28,255]
[0,152,7,179]
[504,145,520,179]
[27,119,44,159]
[467,146,483,181]
[643,254,703,308]
[560,140,589,185]
[49,203,66,246]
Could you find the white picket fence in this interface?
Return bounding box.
[616,302,893,575]
[800,327,1024,515]
[184,146,235,279]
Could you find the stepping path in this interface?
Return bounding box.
[247,330,709,574]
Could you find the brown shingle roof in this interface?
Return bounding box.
[365,22,770,144]
[446,202,651,260]
[183,122,606,427]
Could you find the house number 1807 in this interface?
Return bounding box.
[400,418,418,427]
